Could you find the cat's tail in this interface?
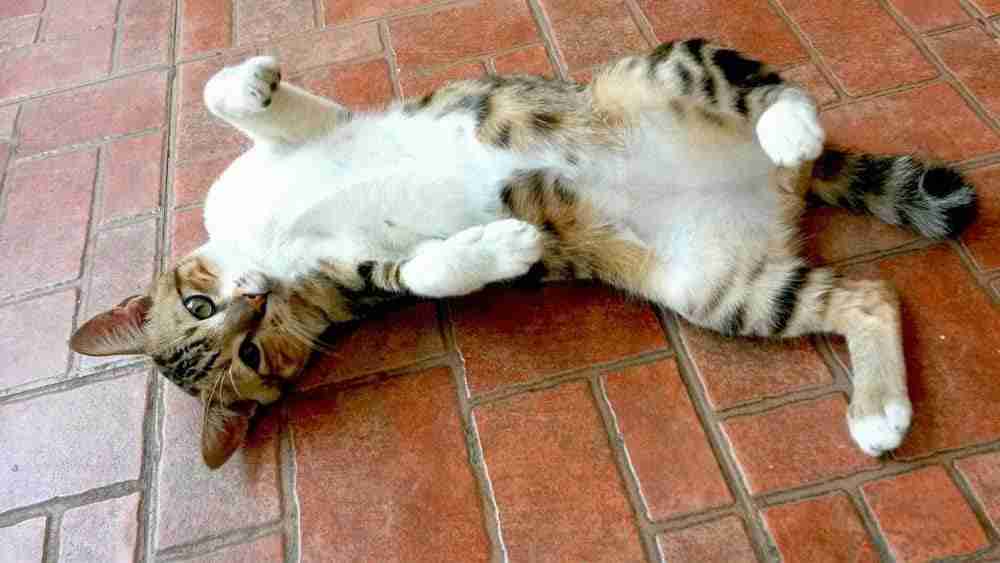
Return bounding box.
[809,148,978,239]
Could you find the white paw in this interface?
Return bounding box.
[204,56,282,117]
[848,396,912,456]
[756,94,824,167]
[476,219,544,281]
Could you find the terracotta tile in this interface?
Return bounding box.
[79,220,158,372]
[783,0,937,95]
[398,61,488,99]
[156,384,281,549]
[0,0,43,20]
[975,0,1000,15]
[843,247,1000,458]
[0,518,45,562]
[821,82,1000,162]
[179,0,233,59]
[656,517,757,562]
[296,59,395,108]
[185,535,284,563]
[890,0,972,31]
[117,0,174,70]
[863,466,988,561]
[476,381,645,561]
[764,493,879,563]
[451,283,668,395]
[99,132,164,222]
[18,70,168,156]
[801,206,919,264]
[929,26,1000,120]
[42,0,117,39]
[0,141,9,173]
[637,0,807,66]
[962,165,1000,271]
[291,368,490,562]
[298,302,444,389]
[723,395,880,494]
[0,372,147,512]
[171,207,208,261]
[60,494,139,562]
[0,290,76,393]
[236,0,314,46]
[956,451,1000,530]
[605,361,733,519]
[265,23,382,74]
[0,104,18,139]
[539,0,647,70]
[390,0,539,68]
[326,0,436,24]
[175,54,253,163]
[680,322,833,409]
[782,63,839,106]
[492,44,554,77]
[177,51,255,110]
[0,15,40,53]
[0,29,114,103]
[173,155,231,207]
[0,151,96,295]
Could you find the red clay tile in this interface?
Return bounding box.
[679,322,833,409]
[723,395,880,494]
[326,0,435,25]
[783,0,937,95]
[604,361,733,520]
[390,0,539,68]
[296,59,395,108]
[782,63,839,107]
[0,290,76,392]
[962,165,1000,271]
[0,14,39,53]
[0,29,114,103]
[656,517,757,562]
[291,368,490,562]
[764,493,879,563]
[929,26,1000,120]
[0,141,9,171]
[179,0,233,59]
[451,283,668,395]
[956,451,1000,530]
[186,535,285,563]
[236,0,315,46]
[801,206,919,264]
[177,50,258,108]
[0,518,45,562]
[891,0,972,31]
[0,372,147,511]
[0,151,96,294]
[844,247,1000,458]
[265,23,382,74]
[476,381,645,561]
[156,385,281,549]
[492,44,554,77]
[0,0,43,20]
[863,466,988,561]
[175,54,254,163]
[0,105,18,139]
[99,132,164,222]
[398,61,487,99]
[18,70,168,155]
[298,302,444,389]
[172,155,230,207]
[42,0,117,39]
[117,0,174,70]
[171,207,208,261]
[637,0,807,66]
[822,82,1000,162]
[539,0,648,70]
[975,0,1000,15]
[60,494,140,562]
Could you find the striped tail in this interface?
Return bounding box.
[809,148,978,239]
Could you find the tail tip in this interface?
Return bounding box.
[916,165,978,239]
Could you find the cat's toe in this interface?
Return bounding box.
[847,395,912,456]
[756,97,825,168]
[481,219,543,279]
[204,56,283,116]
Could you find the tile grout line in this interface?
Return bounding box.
[109,0,127,74]
[767,0,851,101]
[41,512,61,563]
[378,21,403,100]
[0,480,141,531]
[621,0,658,47]
[946,459,1000,546]
[312,0,325,29]
[155,521,286,561]
[136,371,164,563]
[844,486,894,561]
[278,404,302,563]
[524,0,570,81]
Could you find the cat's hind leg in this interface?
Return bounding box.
[204,56,349,147]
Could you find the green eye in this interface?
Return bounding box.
[183,295,216,319]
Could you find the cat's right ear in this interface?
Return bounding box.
[69,295,152,356]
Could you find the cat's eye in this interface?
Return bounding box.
[183,295,216,320]
[239,338,261,371]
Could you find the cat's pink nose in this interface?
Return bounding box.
[244,292,268,313]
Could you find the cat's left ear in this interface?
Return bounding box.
[201,400,257,469]
[70,295,152,356]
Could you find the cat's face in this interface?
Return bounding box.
[70,251,326,468]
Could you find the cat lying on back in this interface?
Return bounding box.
[70,39,977,469]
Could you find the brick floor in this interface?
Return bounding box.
[1,1,999,561]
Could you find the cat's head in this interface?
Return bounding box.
[70,248,328,469]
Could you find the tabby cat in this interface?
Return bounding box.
[70,40,977,469]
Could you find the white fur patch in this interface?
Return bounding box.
[756,94,824,167]
[204,56,280,117]
[848,398,912,456]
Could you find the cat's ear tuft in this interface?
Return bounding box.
[69,295,152,356]
[201,400,257,469]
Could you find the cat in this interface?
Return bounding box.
[70,39,977,469]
